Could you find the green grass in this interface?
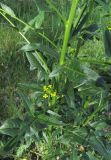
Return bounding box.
[0,24,22,54]
[0,24,36,122]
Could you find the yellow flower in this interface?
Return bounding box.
[48,84,52,88]
[43,85,48,91]
[51,92,57,97]
[43,93,48,99]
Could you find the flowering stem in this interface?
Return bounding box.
[59,0,79,65]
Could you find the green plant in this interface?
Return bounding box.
[0,0,111,159]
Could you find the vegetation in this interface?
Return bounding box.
[0,0,111,159]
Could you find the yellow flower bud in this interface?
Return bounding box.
[48,85,52,88]
[43,85,48,91]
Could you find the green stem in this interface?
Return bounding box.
[59,0,79,65]
[0,11,15,27]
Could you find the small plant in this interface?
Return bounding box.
[0,0,111,159]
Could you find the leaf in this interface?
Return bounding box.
[73,2,87,29]
[38,114,64,126]
[79,56,111,65]
[35,11,44,29]
[66,85,76,109]
[70,147,79,160]
[104,29,111,57]
[49,66,62,78]
[26,52,39,70]
[23,15,44,34]
[83,66,99,81]
[2,137,18,152]
[34,0,50,11]
[47,110,61,118]
[21,43,41,52]
[43,132,48,143]
[21,44,50,73]
[0,118,22,137]
[16,143,30,158]
[81,153,90,160]
[18,83,40,90]
[23,16,39,34]
[95,0,107,6]
[19,92,35,116]
[72,13,89,37]
[21,43,59,60]
[32,51,50,73]
[89,136,111,160]
[82,24,99,40]
[0,3,15,17]
[87,152,97,160]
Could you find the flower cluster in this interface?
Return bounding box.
[42,85,57,99]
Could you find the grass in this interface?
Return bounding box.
[0,24,22,53]
[79,39,104,57]
[0,24,36,122]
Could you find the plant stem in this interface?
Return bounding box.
[59,0,79,65]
